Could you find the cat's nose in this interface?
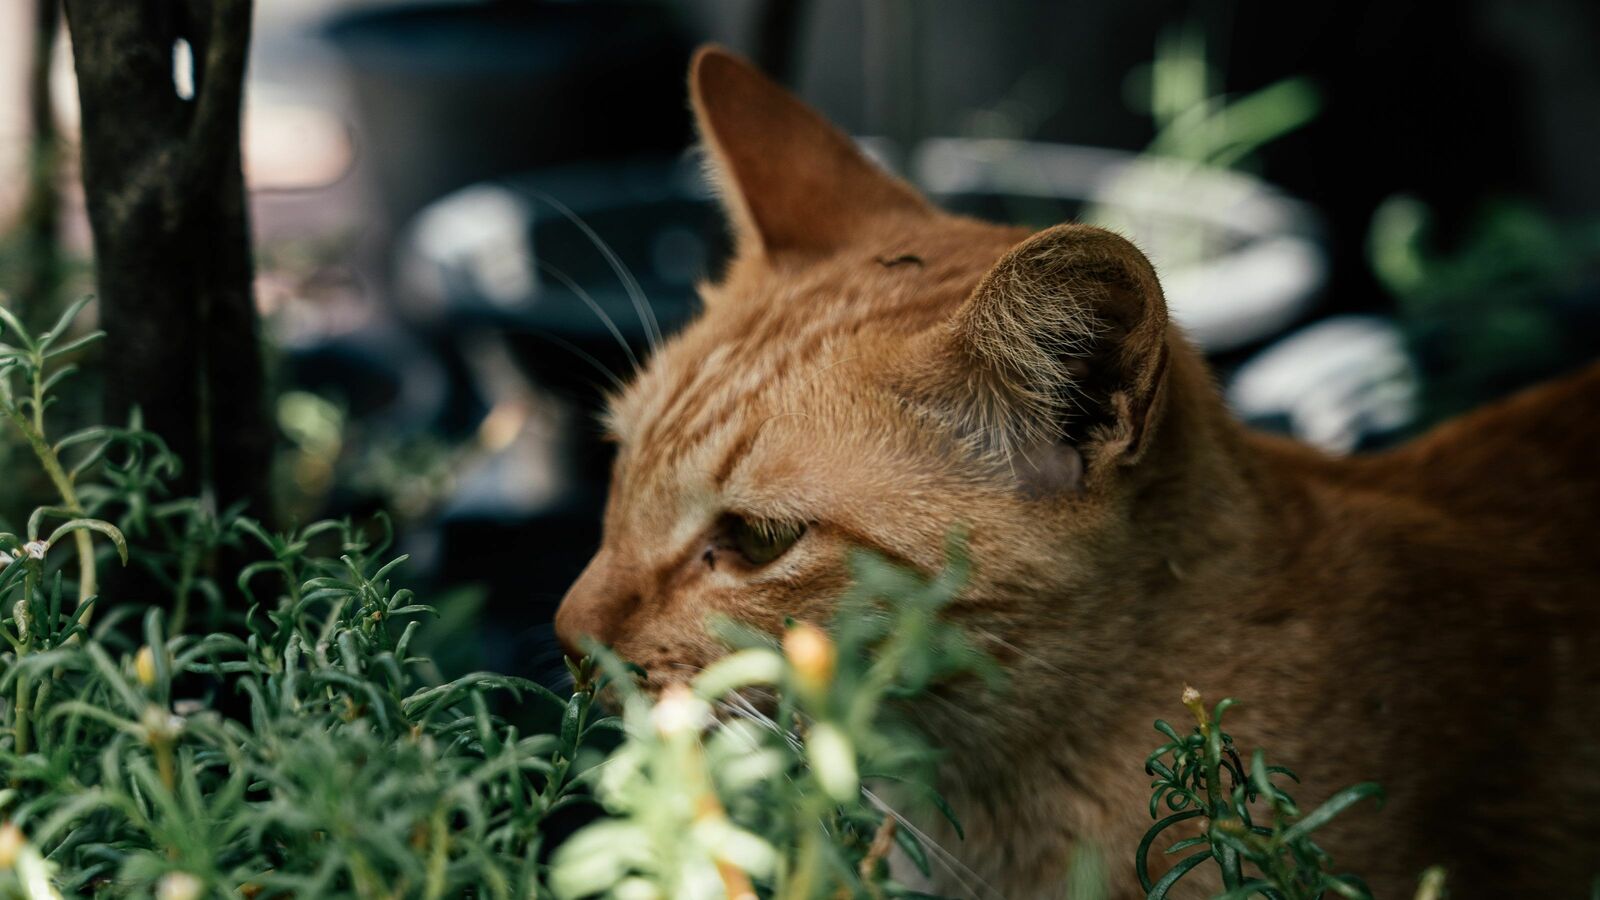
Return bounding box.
[554,553,641,660]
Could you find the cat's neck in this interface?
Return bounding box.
[917,341,1323,892]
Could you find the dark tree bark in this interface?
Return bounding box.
[13,0,61,330]
[62,0,270,517]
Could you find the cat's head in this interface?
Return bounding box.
[555,48,1193,704]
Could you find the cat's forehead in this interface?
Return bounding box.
[605,278,883,458]
[607,215,1028,441]
[599,216,1030,530]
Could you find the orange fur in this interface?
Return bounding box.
[555,47,1600,898]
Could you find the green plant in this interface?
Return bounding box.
[550,540,995,900]
[0,296,984,899]
[0,297,125,619]
[1131,22,1320,171]
[3,524,602,898]
[1084,20,1323,273]
[1368,196,1600,423]
[1137,687,1384,900]
[0,299,603,897]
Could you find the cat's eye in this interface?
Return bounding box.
[725,515,806,567]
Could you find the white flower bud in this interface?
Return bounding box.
[649,684,710,738]
[806,722,859,802]
[156,871,204,900]
[692,648,783,701]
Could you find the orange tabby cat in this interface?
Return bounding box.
[554,47,1600,898]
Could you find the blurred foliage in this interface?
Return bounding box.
[1088,21,1322,271]
[1129,23,1321,171]
[1369,195,1600,422]
[273,389,465,528]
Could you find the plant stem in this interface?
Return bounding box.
[154,735,176,792]
[29,675,53,754]
[13,573,34,757]
[1194,698,1244,890]
[3,383,98,616]
[12,667,29,757]
[171,540,198,635]
[423,805,449,900]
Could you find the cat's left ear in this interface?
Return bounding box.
[911,224,1171,494]
[689,46,930,259]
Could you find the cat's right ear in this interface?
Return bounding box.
[689,46,929,260]
[910,224,1171,493]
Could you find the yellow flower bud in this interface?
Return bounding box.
[0,822,24,868]
[783,623,835,697]
[136,646,158,688]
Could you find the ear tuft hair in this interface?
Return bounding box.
[919,224,1170,476]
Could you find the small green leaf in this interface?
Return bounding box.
[46,518,129,565]
[1147,850,1212,900]
[1280,783,1385,844]
[38,294,95,349]
[1135,810,1203,890]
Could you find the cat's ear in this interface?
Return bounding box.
[689,45,930,258]
[921,224,1170,492]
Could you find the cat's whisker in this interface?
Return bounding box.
[713,699,796,752]
[861,787,999,900]
[708,673,987,897]
[795,355,862,395]
[523,649,570,676]
[527,328,628,393]
[722,692,803,749]
[530,668,575,693]
[919,688,983,731]
[967,626,1074,681]
[531,190,663,353]
[717,687,988,894]
[751,411,812,445]
[537,259,641,374]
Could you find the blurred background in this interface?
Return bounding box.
[2,0,1598,683]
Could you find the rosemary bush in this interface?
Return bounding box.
[0,302,596,897]
[0,300,979,898]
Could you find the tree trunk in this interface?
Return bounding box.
[62,0,270,518]
[14,0,62,331]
